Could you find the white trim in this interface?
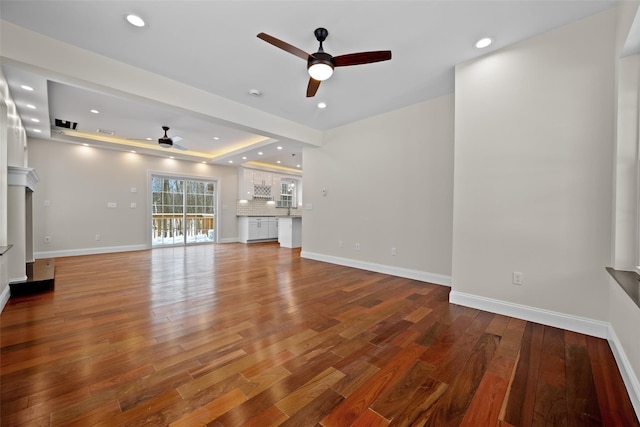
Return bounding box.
[300,251,452,286]
[218,237,240,244]
[0,285,10,312]
[608,324,640,418]
[449,291,609,338]
[34,244,149,259]
[9,275,28,284]
[7,166,39,191]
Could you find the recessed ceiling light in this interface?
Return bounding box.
[475,37,493,49]
[83,143,90,147]
[202,161,206,164]
[213,136,219,140]
[249,89,261,97]
[228,160,233,163]
[90,109,99,114]
[21,85,34,91]
[317,102,327,109]
[277,161,281,164]
[169,156,175,159]
[131,150,136,153]
[296,164,301,168]
[31,118,40,123]
[242,156,247,160]
[32,129,41,133]
[145,137,153,141]
[277,146,283,150]
[26,104,36,109]
[258,152,263,155]
[126,14,146,27]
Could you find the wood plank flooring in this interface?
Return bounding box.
[1,243,637,426]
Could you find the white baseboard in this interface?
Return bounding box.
[9,275,28,284]
[218,237,240,244]
[449,290,609,338]
[0,284,10,313]
[300,251,451,286]
[34,244,149,259]
[607,325,640,418]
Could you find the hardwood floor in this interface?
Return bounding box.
[1,243,637,426]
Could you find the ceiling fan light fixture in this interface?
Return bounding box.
[308,62,334,81]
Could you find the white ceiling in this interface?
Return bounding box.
[1,0,634,170]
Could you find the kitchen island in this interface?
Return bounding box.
[277,216,302,248]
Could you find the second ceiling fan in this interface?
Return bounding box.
[257,28,392,97]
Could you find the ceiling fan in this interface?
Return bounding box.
[257,28,392,97]
[157,126,187,151]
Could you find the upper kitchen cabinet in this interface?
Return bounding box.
[238,167,302,203]
[239,168,273,200]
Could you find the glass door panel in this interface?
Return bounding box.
[152,176,215,246]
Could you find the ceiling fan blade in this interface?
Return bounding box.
[306,78,321,97]
[333,51,392,67]
[170,136,183,143]
[173,144,188,151]
[257,33,310,60]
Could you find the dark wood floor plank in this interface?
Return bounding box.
[532,326,568,426]
[502,322,545,426]
[586,335,640,427]
[0,243,636,426]
[321,342,426,426]
[566,339,603,426]
[423,332,500,427]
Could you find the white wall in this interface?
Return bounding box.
[452,9,617,322]
[302,94,454,283]
[613,53,640,270]
[28,138,239,257]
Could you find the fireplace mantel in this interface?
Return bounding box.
[8,166,39,192]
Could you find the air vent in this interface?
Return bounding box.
[54,119,77,129]
[96,128,115,135]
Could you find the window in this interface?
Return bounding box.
[151,176,216,246]
[279,180,296,207]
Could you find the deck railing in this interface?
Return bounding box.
[152,214,215,244]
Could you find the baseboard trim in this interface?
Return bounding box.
[607,325,640,418]
[300,251,451,286]
[34,244,149,259]
[9,275,28,284]
[0,284,10,313]
[218,237,239,244]
[449,290,609,338]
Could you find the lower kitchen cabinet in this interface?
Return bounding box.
[238,217,278,243]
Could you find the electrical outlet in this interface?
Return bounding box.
[512,272,524,285]
[339,240,343,248]
[95,234,101,241]
[107,202,117,208]
[355,243,360,251]
[391,247,397,256]
[44,236,51,243]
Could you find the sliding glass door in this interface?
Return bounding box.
[151,175,216,246]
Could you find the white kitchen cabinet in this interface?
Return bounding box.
[268,218,278,239]
[238,216,278,243]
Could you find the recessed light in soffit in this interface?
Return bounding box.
[126,14,146,28]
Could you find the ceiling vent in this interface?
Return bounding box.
[54,119,77,129]
[96,128,115,135]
